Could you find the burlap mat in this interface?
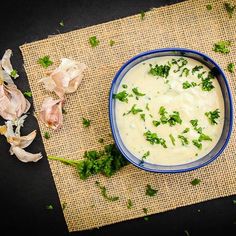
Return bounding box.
[20,0,236,232]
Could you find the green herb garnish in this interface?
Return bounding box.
[152,120,161,127]
[127,199,133,209]
[191,178,201,186]
[145,103,150,111]
[224,2,235,18]
[38,56,53,68]
[10,69,19,78]
[192,139,202,150]
[149,64,171,78]
[142,151,150,159]
[48,144,128,180]
[168,111,182,126]
[59,20,64,27]
[109,39,115,46]
[178,135,189,146]
[183,81,197,89]
[132,87,145,96]
[192,65,203,74]
[122,84,128,89]
[205,109,220,125]
[182,128,190,133]
[144,130,167,148]
[89,36,100,47]
[140,113,146,121]
[95,181,119,201]
[46,205,53,210]
[213,40,231,54]
[206,4,212,10]
[146,184,158,197]
[140,10,145,20]
[44,132,50,139]
[180,68,190,77]
[113,90,128,103]
[169,134,175,146]
[227,63,235,73]
[171,57,188,72]
[82,117,91,127]
[125,104,143,115]
[143,208,149,221]
[23,91,32,98]
[201,77,214,91]
[198,133,212,142]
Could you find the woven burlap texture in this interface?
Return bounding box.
[20,0,236,232]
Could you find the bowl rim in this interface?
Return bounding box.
[109,47,234,173]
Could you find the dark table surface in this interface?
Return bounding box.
[0,0,236,235]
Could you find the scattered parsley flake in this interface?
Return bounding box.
[140,113,146,121]
[23,91,32,98]
[145,103,150,111]
[227,63,235,73]
[122,84,128,89]
[82,117,91,127]
[191,178,201,186]
[224,2,235,18]
[59,20,64,27]
[143,207,149,220]
[152,120,161,127]
[180,68,190,77]
[149,64,171,78]
[169,134,175,146]
[182,128,190,133]
[144,130,167,148]
[144,216,149,221]
[146,184,157,196]
[10,69,18,78]
[198,133,212,142]
[201,78,214,91]
[46,205,53,210]
[132,87,145,96]
[171,57,188,72]
[113,90,129,103]
[142,151,150,159]
[127,199,133,209]
[183,81,197,89]
[89,36,100,47]
[95,181,119,201]
[126,104,143,115]
[192,65,203,74]
[190,119,198,127]
[178,135,189,146]
[206,4,212,10]
[44,132,50,139]
[192,139,202,150]
[140,10,145,20]
[205,109,220,125]
[213,40,231,54]
[109,39,115,46]
[38,56,53,68]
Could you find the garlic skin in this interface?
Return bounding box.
[0,80,31,121]
[0,117,42,163]
[1,49,19,78]
[39,97,63,130]
[39,58,87,98]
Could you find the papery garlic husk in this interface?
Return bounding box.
[39,97,63,130]
[39,58,87,98]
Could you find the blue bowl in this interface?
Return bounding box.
[109,48,233,173]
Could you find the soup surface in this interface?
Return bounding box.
[114,56,224,165]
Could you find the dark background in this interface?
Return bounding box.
[0,0,236,235]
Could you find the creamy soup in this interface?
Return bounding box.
[114,56,224,165]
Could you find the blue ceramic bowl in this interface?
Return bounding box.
[109,48,233,173]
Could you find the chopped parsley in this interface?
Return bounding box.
[206,4,212,10]
[182,128,190,133]
[198,133,212,142]
[224,2,235,18]
[38,56,53,68]
[171,57,188,72]
[146,184,158,197]
[113,90,128,102]
[59,20,64,27]
[169,134,175,146]
[46,205,53,210]
[109,39,115,46]
[89,36,100,47]
[48,144,128,180]
[132,87,145,96]
[205,109,220,125]
[98,138,104,143]
[95,181,119,201]
[142,151,150,159]
[152,120,161,127]
[82,117,91,127]
[158,106,182,126]
[192,139,202,150]
[191,178,201,186]
[183,81,197,89]
[180,68,190,77]
[178,135,189,146]
[192,65,203,74]
[143,208,149,221]
[140,10,145,20]
[197,71,206,79]
[190,119,198,127]
[10,69,19,78]
[145,103,150,111]
[122,84,128,89]
[213,40,231,54]
[127,199,133,209]
[23,91,32,98]
[149,64,171,78]
[125,104,143,115]
[227,63,235,73]
[44,132,50,139]
[144,130,167,148]
[140,113,146,121]
[201,77,214,91]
